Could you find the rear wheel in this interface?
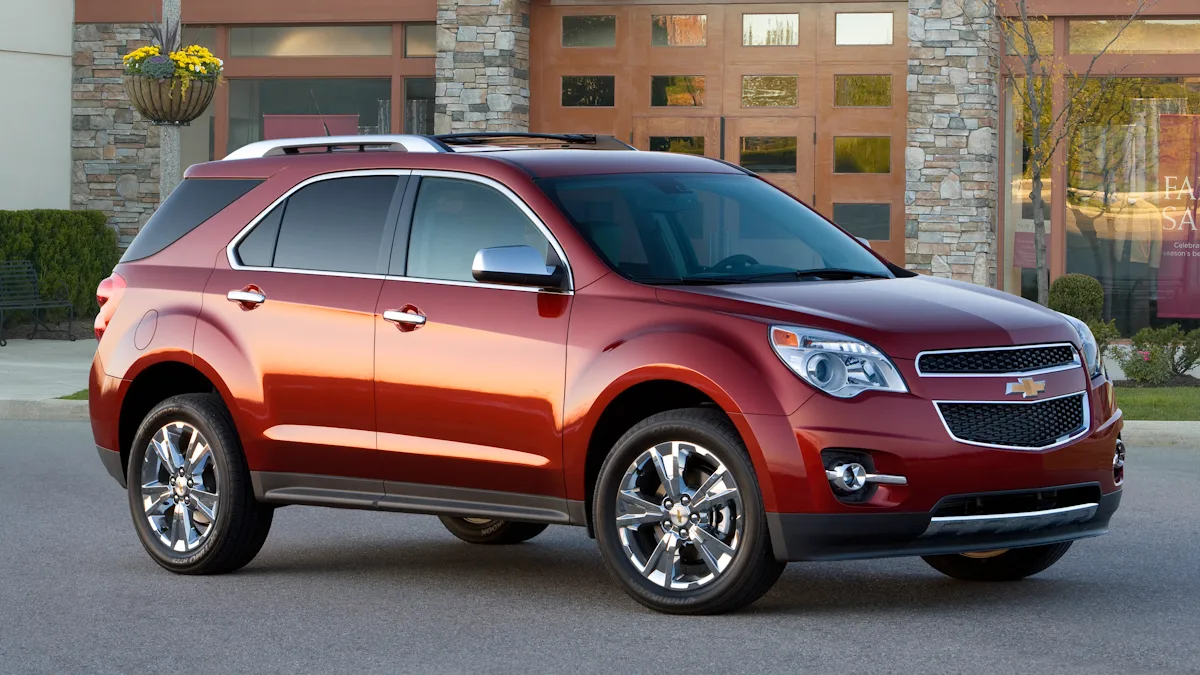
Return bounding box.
[593,408,784,615]
[438,516,548,545]
[922,542,1073,581]
[127,394,273,574]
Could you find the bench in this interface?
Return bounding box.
[0,260,75,347]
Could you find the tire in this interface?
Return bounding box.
[922,542,1073,582]
[593,408,785,615]
[126,393,273,574]
[438,516,548,545]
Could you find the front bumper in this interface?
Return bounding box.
[767,487,1121,562]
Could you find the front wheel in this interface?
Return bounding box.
[922,542,1073,581]
[593,408,785,615]
[438,516,548,545]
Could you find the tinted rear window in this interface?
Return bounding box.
[120,179,262,262]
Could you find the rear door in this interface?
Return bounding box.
[373,172,572,501]
[199,171,408,480]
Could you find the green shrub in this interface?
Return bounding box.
[0,210,119,316]
[1131,325,1200,377]
[1087,318,1121,362]
[1118,345,1175,385]
[1048,273,1105,322]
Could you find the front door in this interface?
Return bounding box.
[724,116,816,205]
[374,173,571,500]
[200,172,407,479]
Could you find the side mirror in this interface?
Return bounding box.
[472,245,566,289]
[856,237,872,250]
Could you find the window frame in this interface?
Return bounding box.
[399,171,575,292]
[227,169,574,293]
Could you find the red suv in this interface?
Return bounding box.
[90,133,1124,614]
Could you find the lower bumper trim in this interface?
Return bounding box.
[767,489,1121,562]
[96,445,125,488]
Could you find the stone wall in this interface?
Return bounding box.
[904,0,999,285]
[434,0,530,133]
[71,24,159,247]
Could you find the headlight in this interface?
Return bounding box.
[770,326,908,398]
[1059,313,1103,379]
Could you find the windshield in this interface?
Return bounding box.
[535,173,892,284]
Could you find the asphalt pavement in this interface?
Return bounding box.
[1,420,1198,675]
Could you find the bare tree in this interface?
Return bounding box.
[991,0,1154,305]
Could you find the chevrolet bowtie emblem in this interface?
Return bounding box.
[1006,378,1047,398]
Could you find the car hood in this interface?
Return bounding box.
[655,275,1079,360]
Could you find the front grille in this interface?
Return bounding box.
[918,344,1077,375]
[937,393,1087,449]
[932,484,1102,518]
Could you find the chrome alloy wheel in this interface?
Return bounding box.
[615,441,744,590]
[139,422,220,553]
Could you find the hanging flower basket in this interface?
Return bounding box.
[122,44,223,125]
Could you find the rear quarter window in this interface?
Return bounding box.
[120,179,262,262]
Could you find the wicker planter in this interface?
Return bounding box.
[123,75,216,125]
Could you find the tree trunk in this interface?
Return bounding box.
[1032,169,1049,305]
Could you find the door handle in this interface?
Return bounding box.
[383,309,426,326]
[227,289,266,307]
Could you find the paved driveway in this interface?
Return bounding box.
[1,420,1197,675]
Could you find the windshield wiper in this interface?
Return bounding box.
[637,277,752,286]
[791,268,891,280]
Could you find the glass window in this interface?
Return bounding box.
[229,25,392,57]
[235,204,284,268]
[835,13,893,46]
[743,14,799,46]
[833,204,891,241]
[406,178,550,282]
[1004,19,1054,56]
[651,15,707,47]
[273,176,400,275]
[835,75,892,107]
[651,76,706,107]
[562,76,615,107]
[1070,19,1200,55]
[563,15,616,47]
[536,173,892,283]
[227,78,392,154]
[405,23,435,57]
[404,77,434,134]
[181,26,216,49]
[650,137,705,155]
[742,76,798,107]
[834,137,891,174]
[121,179,262,262]
[1065,77,1200,335]
[740,137,797,174]
[1003,77,1052,302]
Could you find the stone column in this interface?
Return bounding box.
[904,0,999,286]
[435,0,530,134]
[159,0,182,199]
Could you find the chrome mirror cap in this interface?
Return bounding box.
[472,245,566,290]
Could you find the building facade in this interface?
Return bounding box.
[70,0,1200,333]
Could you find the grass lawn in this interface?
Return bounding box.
[1116,387,1200,421]
[58,389,88,401]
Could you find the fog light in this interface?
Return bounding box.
[1113,438,1126,486]
[828,463,868,492]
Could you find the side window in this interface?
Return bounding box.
[404,178,550,282]
[122,179,262,262]
[265,175,401,275]
[235,203,284,267]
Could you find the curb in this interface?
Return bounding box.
[0,399,1195,446]
[0,399,89,422]
[1121,421,1200,448]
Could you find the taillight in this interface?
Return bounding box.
[94,273,126,341]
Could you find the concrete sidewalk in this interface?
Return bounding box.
[0,339,96,400]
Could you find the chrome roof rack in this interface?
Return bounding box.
[223,134,450,160]
[222,132,637,161]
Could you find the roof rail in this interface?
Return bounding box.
[435,132,636,151]
[223,134,449,161]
